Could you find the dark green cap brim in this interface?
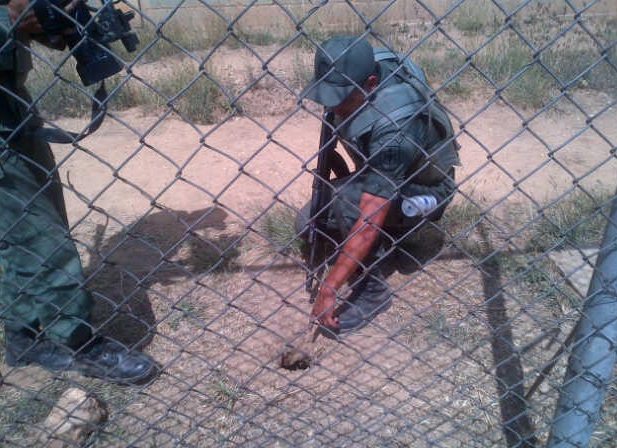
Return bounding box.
[301,78,356,108]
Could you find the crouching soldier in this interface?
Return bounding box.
[299,35,459,334]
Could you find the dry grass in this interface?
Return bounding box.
[26,0,616,123]
[1,203,588,446]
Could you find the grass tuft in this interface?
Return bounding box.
[523,189,613,252]
[257,205,304,256]
[451,0,498,35]
[112,60,229,124]
[441,197,484,238]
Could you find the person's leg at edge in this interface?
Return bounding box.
[1,150,159,384]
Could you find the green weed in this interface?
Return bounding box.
[27,45,228,124]
[474,36,549,108]
[125,20,227,63]
[257,205,304,256]
[234,28,278,47]
[441,197,484,239]
[27,50,92,118]
[417,47,467,87]
[452,0,499,35]
[109,60,228,124]
[523,189,613,252]
[208,370,243,412]
[167,300,208,330]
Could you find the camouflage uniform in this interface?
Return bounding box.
[1,7,92,347]
[309,51,458,245]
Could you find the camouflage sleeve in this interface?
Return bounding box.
[401,171,456,208]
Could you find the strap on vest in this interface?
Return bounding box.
[342,82,425,140]
[35,81,107,144]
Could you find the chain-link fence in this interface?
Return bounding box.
[1,0,616,446]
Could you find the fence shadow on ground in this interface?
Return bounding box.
[477,221,538,447]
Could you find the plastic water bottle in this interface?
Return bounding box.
[401,195,438,217]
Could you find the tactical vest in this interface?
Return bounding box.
[339,48,460,186]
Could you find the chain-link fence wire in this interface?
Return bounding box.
[1,0,616,446]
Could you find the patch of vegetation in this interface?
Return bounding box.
[291,52,314,90]
[442,75,473,97]
[451,0,499,35]
[417,47,468,88]
[111,61,225,124]
[0,375,69,444]
[23,0,617,123]
[257,205,304,256]
[465,12,617,107]
[162,70,227,125]
[233,28,278,47]
[28,46,229,124]
[125,20,227,63]
[523,188,613,253]
[167,299,209,331]
[500,254,581,313]
[111,60,229,124]
[423,309,479,349]
[208,370,243,412]
[440,197,485,255]
[473,35,552,108]
[27,52,92,118]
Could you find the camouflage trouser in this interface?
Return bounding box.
[0,138,92,347]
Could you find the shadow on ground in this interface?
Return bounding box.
[83,206,241,348]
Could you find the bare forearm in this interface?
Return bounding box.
[323,193,391,291]
[323,221,381,290]
[311,192,391,328]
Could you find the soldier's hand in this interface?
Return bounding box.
[7,0,83,35]
[7,0,43,34]
[311,285,339,330]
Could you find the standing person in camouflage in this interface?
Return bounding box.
[299,35,459,334]
[1,0,158,383]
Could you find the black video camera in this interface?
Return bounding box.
[33,0,139,86]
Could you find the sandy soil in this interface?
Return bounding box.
[56,87,616,226]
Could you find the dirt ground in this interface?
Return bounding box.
[2,54,616,446]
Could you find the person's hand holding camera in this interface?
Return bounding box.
[7,0,138,85]
[7,0,82,49]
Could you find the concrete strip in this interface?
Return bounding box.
[548,249,598,298]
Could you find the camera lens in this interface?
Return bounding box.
[64,31,123,86]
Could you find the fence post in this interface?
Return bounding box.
[547,186,617,447]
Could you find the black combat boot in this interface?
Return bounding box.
[335,269,393,333]
[5,328,74,371]
[5,329,159,385]
[74,336,160,384]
